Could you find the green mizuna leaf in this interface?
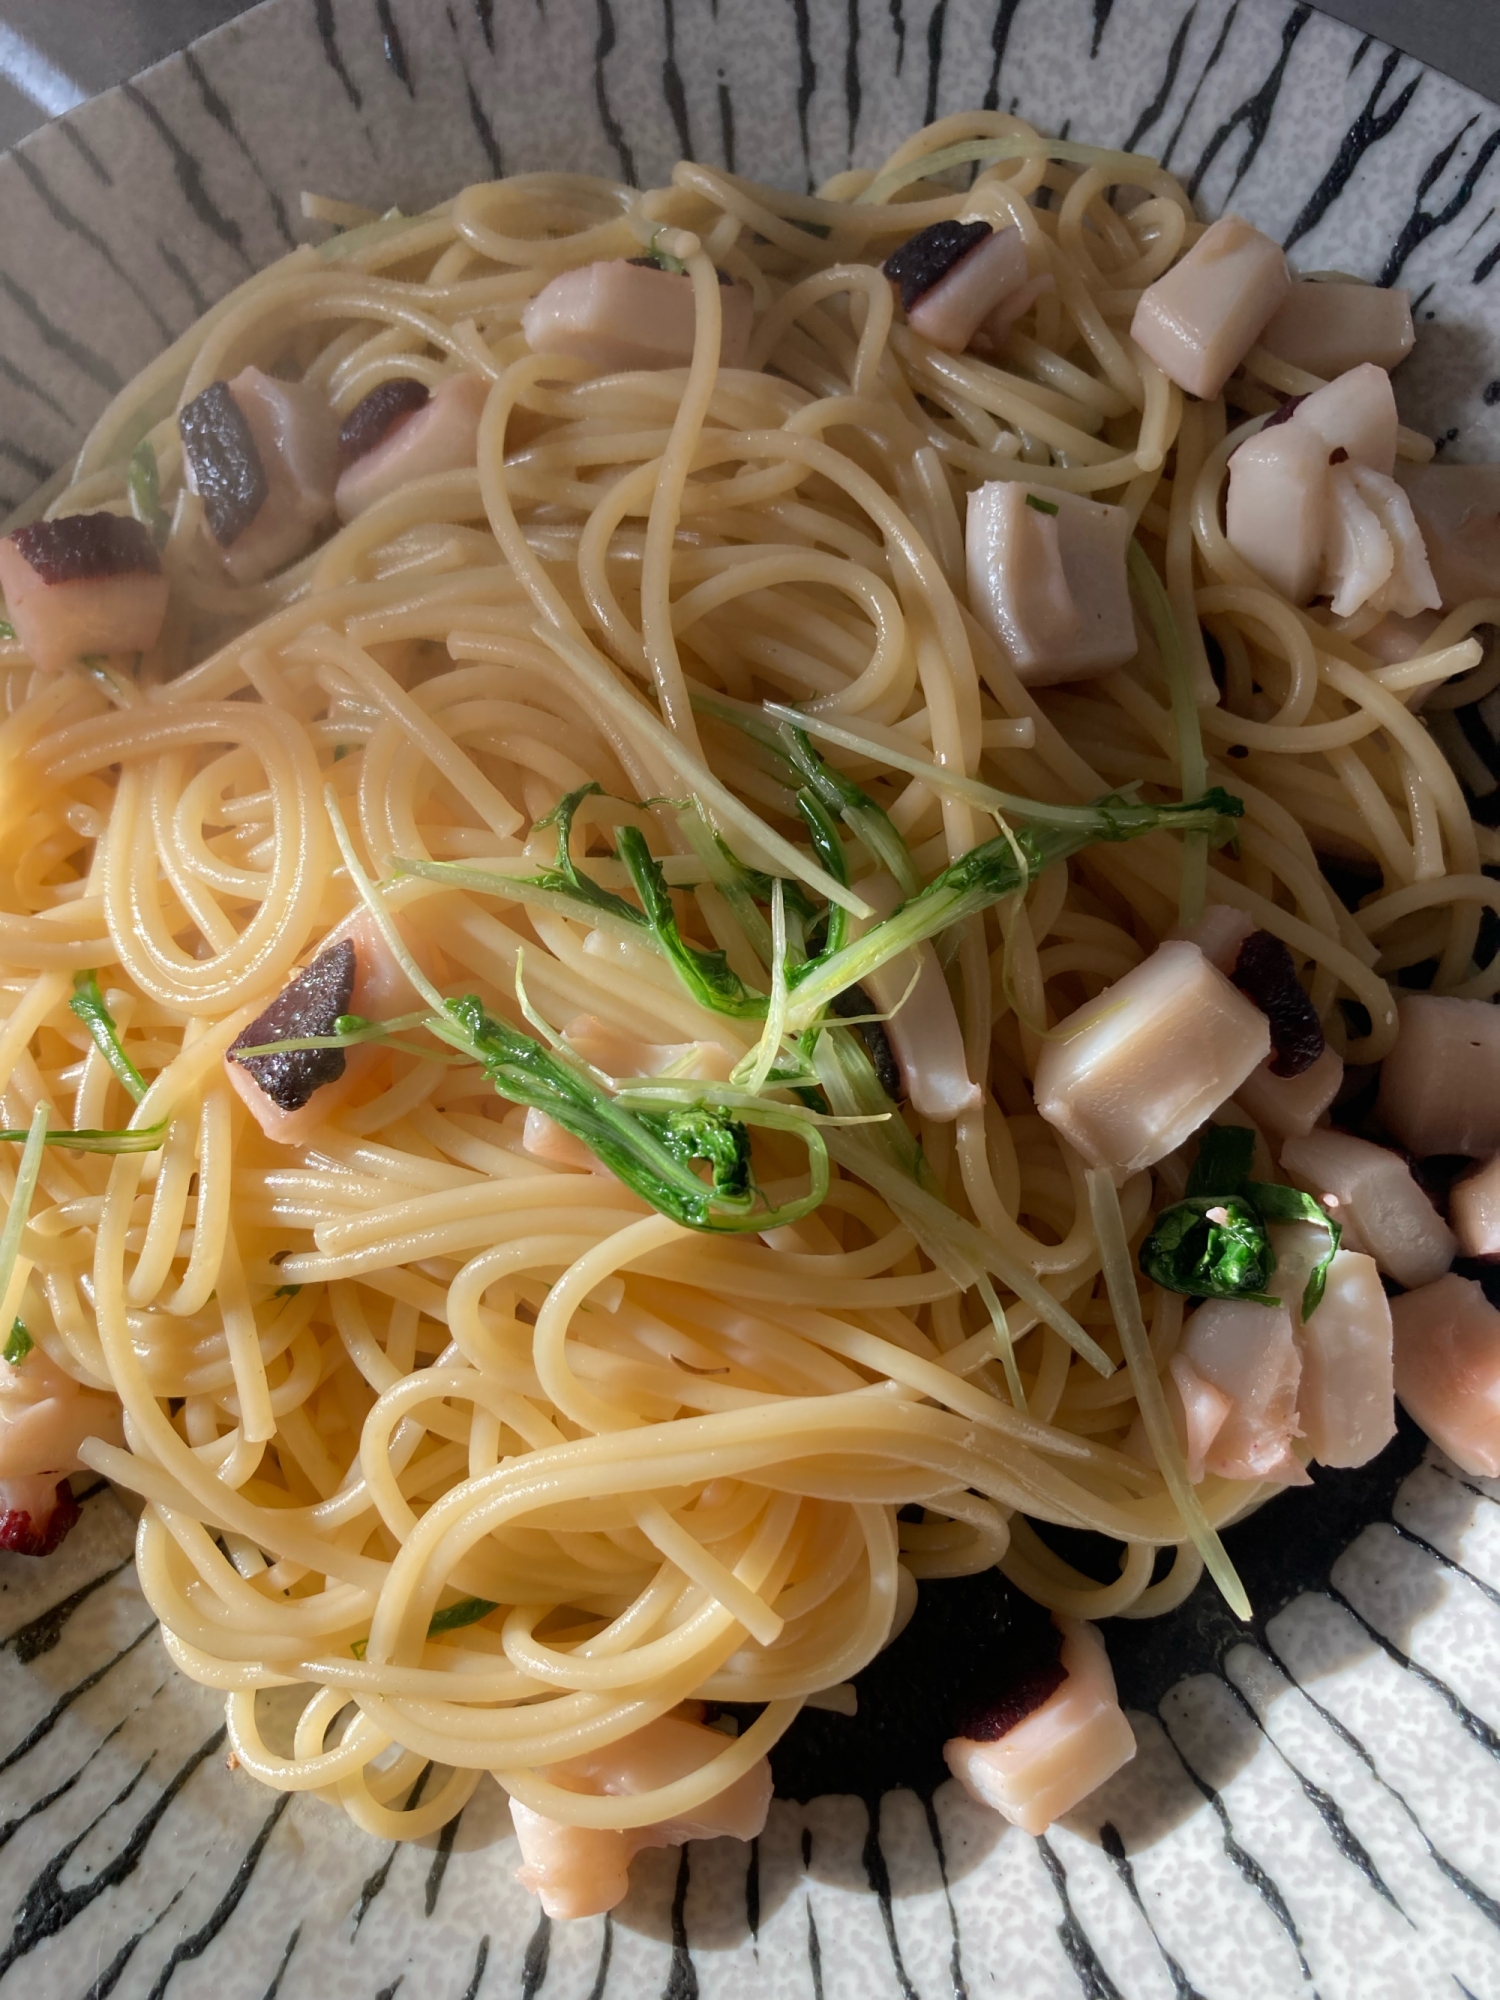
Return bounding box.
[1142,1124,1342,1319]
[0,1122,166,1154]
[1185,1123,1255,1200]
[69,972,148,1104]
[1138,1195,1276,1305]
[531,783,645,926]
[1244,1180,1342,1319]
[432,995,826,1232]
[128,439,169,551]
[614,826,769,1020]
[784,791,1243,1031]
[3,1318,32,1366]
[426,1595,499,1636]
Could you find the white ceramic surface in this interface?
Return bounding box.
[3,3,1500,1996]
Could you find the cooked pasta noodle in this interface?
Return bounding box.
[1,111,1492,1853]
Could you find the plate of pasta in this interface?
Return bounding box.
[3,2,1500,1996]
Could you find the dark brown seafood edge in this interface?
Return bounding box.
[229,939,358,1111]
[179,381,270,547]
[11,513,161,584]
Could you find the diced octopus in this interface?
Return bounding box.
[943,1616,1136,1835]
[0,513,168,675]
[334,373,490,522]
[1452,1157,1500,1260]
[1172,903,1254,975]
[1130,215,1290,401]
[883,218,1046,354]
[1235,1045,1343,1142]
[1391,1274,1500,1478]
[1278,1127,1455,1291]
[1259,279,1415,380]
[1293,1248,1395,1469]
[1171,1296,1307,1485]
[1377,993,1500,1160]
[966,483,1136,686]
[559,1014,736,1085]
[523,1020,738,1171]
[852,877,980,1123]
[1393,462,1500,610]
[1226,365,1440,618]
[179,366,338,583]
[1032,940,1269,1179]
[521,259,754,375]
[1356,609,1443,668]
[0,1341,123,1556]
[509,1714,772,1920]
[225,912,427,1144]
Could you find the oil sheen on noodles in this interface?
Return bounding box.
[0,114,1493,1862]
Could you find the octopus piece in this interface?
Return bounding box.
[0,513,168,674]
[0,1475,80,1558]
[1226,365,1440,619]
[853,876,980,1123]
[521,259,753,375]
[337,377,430,465]
[225,913,427,1145]
[334,373,489,523]
[1319,460,1439,620]
[521,1108,606,1173]
[1235,1044,1343,1142]
[1224,419,1332,603]
[943,1616,1136,1835]
[1451,1156,1500,1260]
[1394,462,1500,609]
[1356,608,1443,667]
[0,1340,123,1555]
[1293,1248,1395,1470]
[884,218,992,311]
[180,367,338,583]
[1129,215,1290,400]
[885,219,1035,354]
[1391,1274,1500,1478]
[1259,279,1415,379]
[1226,929,1324,1078]
[1278,1127,1455,1291]
[1172,1297,1307,1485]
[509,1714,772,1920]
[966,482,1136,686]
[1033,940,1269,1179]
[1378,993,1500,1161]
[559,1014,736,1084]
[827,984,903,1103]
[1293,363,1400,474]
[1170,902,1255,976]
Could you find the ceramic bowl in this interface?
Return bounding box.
[3,3,1500,1994]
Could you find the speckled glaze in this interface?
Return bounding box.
[3,4,1500,1996]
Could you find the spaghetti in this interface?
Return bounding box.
[0,112,1493,1872]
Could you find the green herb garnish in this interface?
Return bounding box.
[0,1122,166,1154]
[0,620,14,642]
[643,228,687,275]
[128,439,169,550]
[69,972,147,1104]
[1025,493,1060,515]
[783,789,1243,1031]
[1139,1122,1341,1318]
[426,1595,498,1636]
[352,1593,500,1661]
[433,995,825,1232]
[3,1318,32,1366]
